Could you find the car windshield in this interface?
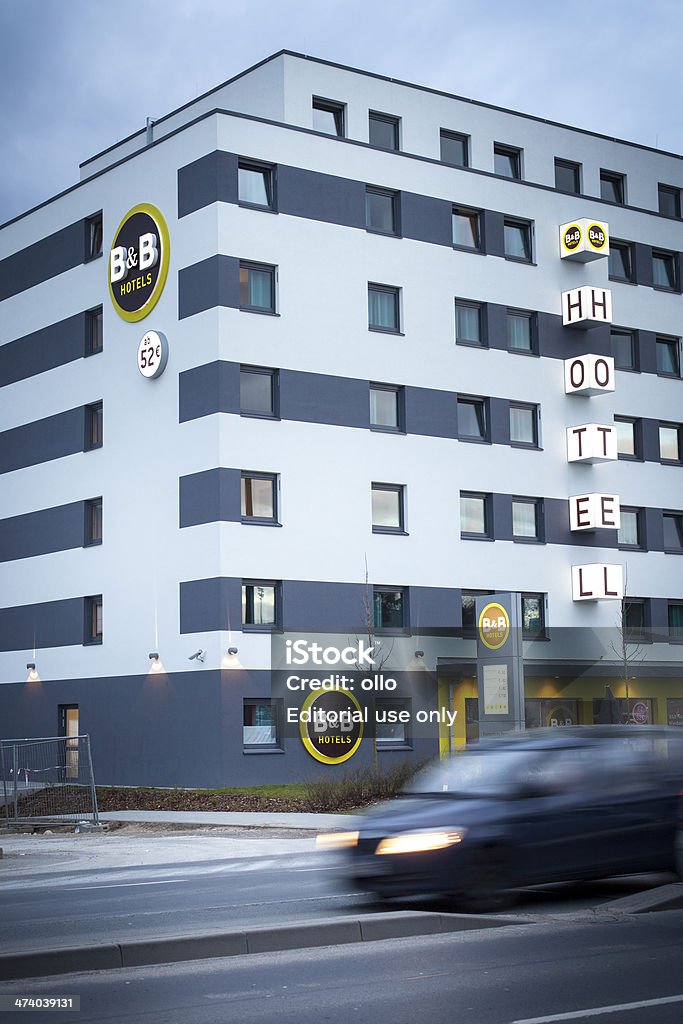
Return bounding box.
[406,746,548,797]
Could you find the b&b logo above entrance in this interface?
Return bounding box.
[109,203,170,322]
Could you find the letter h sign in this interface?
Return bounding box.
[562,286,612,329]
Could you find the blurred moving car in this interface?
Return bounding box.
[321,726,683,911]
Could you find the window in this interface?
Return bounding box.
[373,588,407,631]
[614,416,639,459]
[239,262,276,312]
[368,283,400,333]
[512,498,541,541]
[240,365,278,418]
[600,171,625,205]
[521,593,545,638]
[85,595,102,644]
[375,698,411,748]
[652,249,678,290]
[503,218,532,261]
[660,423,681,462]
[369,383,402,431]
[554,159,581,194]
[458,396,487,441]
[609,241,634,282]
[618,508,642,548]
[312,97,345,136]
[509,403,538,447]
[86,307,103,356]
[440,130,469,167]
[611,328,637,370]
[455,300,484,347]
[241,473,278,524]
[460,492,490,537]
[669,603,683,641]
[238,161,274,209]
[85,402,103,451]
[369,111,399,151]
[85,498,102,546]
[506,310,535,353]
[365,187,399,234]
[494,144,522,180]
[86,212,102,260]
[371,483,405,534]
[656,336,680,377]
[452,207,481,250]
[243,699,282,749]
[460,590,493,636]
[663,512,683,551]
[242,582,278,628]
[658,184,681,218]
[622,598,647,642]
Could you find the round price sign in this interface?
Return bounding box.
[137,331,169,379]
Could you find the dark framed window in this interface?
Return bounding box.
[369,111,400,151]
[365,187,399,235]
[494,144,522,180]
[373,587,407,631]
[241,473,278,524]
[521,593,546,638]
[452,207,481,250]
[659,423,681,462]
[312,97,345,136]
[369,383,402,432]
[592,696,654,725]
[611,328,637,370]
[512,498,542,541]
[503,218,532,262]
[242,581,279,629]
[669,602,683,641]
[85,402,103,451]
[84,595,102,645]
[243,698,282,749]
[609,241,634,282]
[554,159,581,194]
[238,160,275,209]
[506,310,535,353]
[240,365,279,418]
[458,396,487,441]
[509,403,538,447]
[460,590,493,637]
[614,416,639,459]
[86,212,103,260]
[618,508,642,548]
[239,262,276,312]
[368,283,400,333]
[440,130,469,167]
[600,170,625,205]
[371,483,405,534]
[375,698,412,749]
[652,249,678,291]
[86,307,103,356]
[656,336,680,377]
[663,512,683,551]
[84,498,102,547]
[658,184,681,218]
[455,300,484,347]
[622,598,648,642]
[460,492,490,537]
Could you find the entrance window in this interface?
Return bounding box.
[59,705,79,779]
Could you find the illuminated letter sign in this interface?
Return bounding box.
[109,203,170,322]
[562,286,612,329]
[569,493,621,532]
[566,424,617,463]
[559,219,609,261]
[571,564,624,601]
[564,354,615,396]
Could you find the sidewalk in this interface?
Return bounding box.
[97,809,357,829]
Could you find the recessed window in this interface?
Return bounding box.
[668,602,683,641]
[85,498,102,547]
[239,262,276,312]
[440,130,469,167]
[494,144,522,180]
[554,159,581,194]
[312,97,345,136]
[240,365,278,418]
[618,508,642,548]
[656,336,681,377]
[369,111,400,151]
[373,588,406,631]
[652,249,678,290]
[660,423,681,462]
[241,473,278,524]
[614,417,639,459]
[460,492,490,537]
[455,300,484,347]
[509,403,538,447]
[512,498,541,541]
[86,307,103,356]
[506,310,534,353]
[369,383,402,431]
[663,512,683,551]
[452,207,481,250]
[623,598,647,642]
[503,218,532,262]
[521,593,546,638]
[368,283,400,333]
[658,184,681,218]
[242,582,278,628]
[85,402,103,451]
[243,698,282,749]
[85,595,102,644]
[600,170,625,205]
[611,328,637,370]
[609,241,634,282]
[457,396,487,441]
[238,161,275,209]
[375,698,411,748]
[365,187,399,234]
[86,212,103,260]
[371,483,405,533]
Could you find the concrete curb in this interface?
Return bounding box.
[0,911,527,981]
[596,881,683,915]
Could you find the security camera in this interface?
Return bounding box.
[188,649,205,662]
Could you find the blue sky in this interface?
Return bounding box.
[1,0,681,224]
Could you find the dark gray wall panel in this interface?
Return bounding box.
[179,360,239,422]
[643,508,664,552]
[177,151,237,218]
[0,501,84,562]
[278,165,365,228]
[0,314,86,388]
[634,243,653,288]
[401,193,452,247]
[637,331,658,375]
[179,468,241,527]
[409,586,461,631]
[482,210,505,257]
[180,577,241,634]
[0,221,87,301]
[279,369,368,428]
[489,397,510,445]
[641,418,663,463]
[0,596,85,651]
[485,303,506,350]
[491,493,513,540]
[178,255,240,319]
[404,386,458,438]
[0,407,85,475]
[281,581,366,632]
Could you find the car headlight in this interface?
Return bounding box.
[375,830,467,855]
[315,830,359,850]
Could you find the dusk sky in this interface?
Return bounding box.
[1,0,682,224]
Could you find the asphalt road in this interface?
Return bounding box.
[0,912,681,1024]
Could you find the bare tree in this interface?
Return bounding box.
[609,573,646,722]
[351,555,394,777]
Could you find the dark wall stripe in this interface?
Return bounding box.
[279,369,368,428]
[278,165,365,228]
[178,254,240,319]
[179,468,241,527]
[0,407,87,475]
[0,501,85,562]
[0,596,85,652]
[179,360,238,422]
[0,314,87,388]
[177,151,237,218]
[0,221,88,301]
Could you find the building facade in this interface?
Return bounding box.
[1,51,682,786]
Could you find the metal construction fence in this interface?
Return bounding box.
[0,735,99,828]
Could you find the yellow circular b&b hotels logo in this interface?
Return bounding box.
[478,603,510,651]
[563,224,582,252]
[108,203,170,322]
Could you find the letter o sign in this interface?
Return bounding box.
[564,354,615,396]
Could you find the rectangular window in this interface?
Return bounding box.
[614,416,638,459]
[238,160,275,209]
[461,590,493,636]
[509,403,538,447]
[86,212,103,260]
[242,582,278,628]
[618,508,642,548]
[658,184,681,218]
[86,307,103,356]
[521,593,545,638]
[368,283,400,333]
[373,588,407,631]
[369,383,402,431]
[652,249,678,290]
[452,207,481,250]
[512,498,541,541]
[600,170,625,205]
[460,492,489,537]
[554,159,581,194]
[622,598,647,642]
[663,512,683,551]
[494,144,522,179]
[240,365,278,418]
[457,396,487,441]
[503,218,532,262]
[611,328,637,370]
[609,241,634,282]
[656,336,680,377]
[506,310,534,353]
[239,262,276,312]
[455,300,484,347]
[84,595,102,644]
[241,473,278,524]
[85,401,103,451]
[440,130,469,167]
[660,423,681,462]
[59,705,80,779]
[669,603,683,641]
[369,111,400,151]
[312,97,345,136]
[365,187,399,234]
[375,698,412,748]
[371,483,405,533]
[85,497,102,546]
[243,698,282,749]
